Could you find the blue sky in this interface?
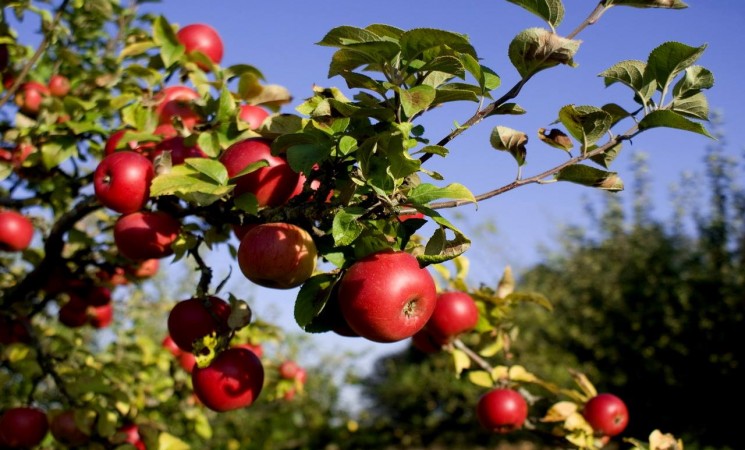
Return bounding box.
[131,1,745,393]
[10,1,745,405]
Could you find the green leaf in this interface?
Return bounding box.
[184,158,228,185]
[558,105,613,151]
[316,26,383,47]
[672,65,714,99]
[407,182,476,205]
[294,273,337,328]
[508,28,579,78]
[506,0,565,29]
[151,165,233,205]
[503,291,553,311]
[332,207,366,246]
[41,137,77,170]
[490,126,528,166]
[638,109,713,138]
[609,0,687,8]
[601,103,632,126]
[646,41,707,95]
[286,143,330,175]
[599,59,656,105]
[590,142,623,169]
[400,28,477,61]
[419,216,472,266]
[490,103,527,116]
[399,85,436,118]
[196,131,221,158]
[670,92,709,120]
[119,41,156,59]
[152,16,184,68]
[555,165,624,191]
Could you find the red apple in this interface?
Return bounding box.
[0,210,34,252]
[94,151,154,214]
[410,327,447,354]
[80,285,112,307]
[476,388,529,433]
[0,316,31,345]
[58,296,89,328]
[238,104,269,130]
[162,334,183,357]
[48,74,71,97]
[1,143,35,171]
[0,407,49,448]
[338,250,437,343]
[176,23,224,69]
[117,423,146,450]
[113,211,181,261]
[15,81,49,116]
[152,136,206,165]
[192,347,264,412]
[426,291,479,342]
[234,343,263,358]
[88,303,113,329]
[178,351,196,373]
[154,85,201,129]
[50,410,89,446]
[582,393,629,437]
[219,138,304,207]
[278,360,300,380]
[167,296,231,352]
[104,129,141,156]
[237,222,317,289]
[126,258,159,279]
[96,265,129,286]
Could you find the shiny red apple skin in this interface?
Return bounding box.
[176,23,224,67]
[94,151,154,214]
[192,347,265,412]
[476,388,529,433]
[0,210,34,252]
[234,343,263,358]
[15,81,49,116]
[219,138,304,207]
[426,291,479,342]
[178,351,196,373]
[154,85,201,129]
[88,303,114,329]
[167,296,231,353]
[582,393,629,437]
[237,222,317,289]
[238,104,269,130]
[338,250,437,343]
[0,407,49,448]
[113,211,181,261]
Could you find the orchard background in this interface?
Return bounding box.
[1,0,743,449]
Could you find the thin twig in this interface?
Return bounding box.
[0,0,71,109]
[453,338,493,373]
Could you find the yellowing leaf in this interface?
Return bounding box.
[467,370,494,388]
[569,369,597,399]
[650,430,684,450]
[492,365,509,381]
[564,412,593,433]
[496,265,515,298]
[541,401,578,422]
[478,333,504,358]
[451,348,471,376]
[158,432,191,450]
[509,365,538,383]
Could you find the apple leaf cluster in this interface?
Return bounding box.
[0,0,716,447]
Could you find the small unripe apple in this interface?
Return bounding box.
[476,388,529,433]
[237,222,317,289]
[113,211,181,261]
[338,250,437,343]
[94,151,154,214]
[0,210,34,252]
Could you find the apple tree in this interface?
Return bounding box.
[0,0,712,448]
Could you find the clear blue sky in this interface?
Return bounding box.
[12,1,745,404]
[133,0,745,393]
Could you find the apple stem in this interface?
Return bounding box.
[189,239,213,297]
[453,338,494,374]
